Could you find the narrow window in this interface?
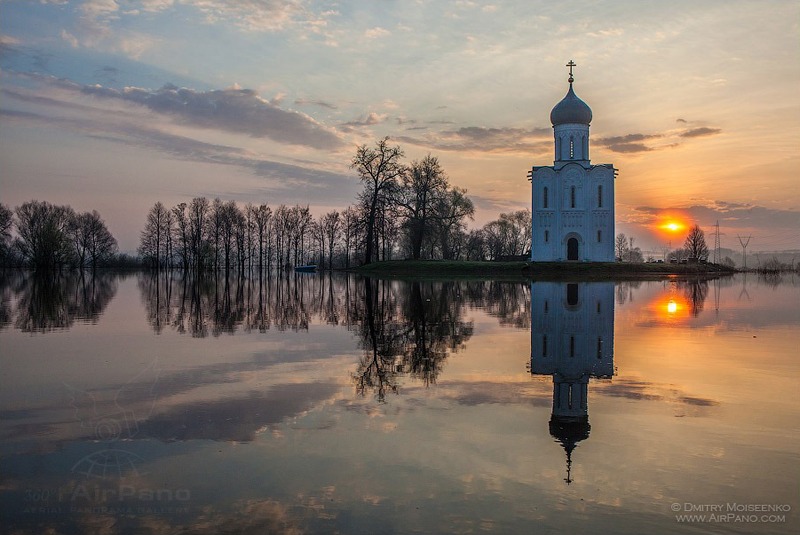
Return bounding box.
[570,186,576,208]
[543,187,548,209]
[598,184,603,208]
[569,136,575,159]
[542,335,548,357]
[597,230,602,243]
[544,300,549,313]
[569,336,575,358]
[567,283,579,306]
[596,301,601,314]
[597,337,603,358]
[568,385,573,409]
[544,230,549,243]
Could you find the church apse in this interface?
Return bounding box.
[529,281,615,484]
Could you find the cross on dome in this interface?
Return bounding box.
[566,60,576,84]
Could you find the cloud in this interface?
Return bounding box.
[1,96,356,204]
[61,80,345,149]
[294,97,338,110]
[140,382,339,442]
[594,133,663,153]
[679,127,722,138]
[342,112,388,128]
[595,124,722,153]
[399,125,551,153]
[182,0,305,32]
[364,27,390,39]
[60,30,80,48]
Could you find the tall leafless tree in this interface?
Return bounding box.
[350,137,405,265]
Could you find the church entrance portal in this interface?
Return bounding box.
[567,238,579,261]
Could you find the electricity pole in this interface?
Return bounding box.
[737,234,751,270]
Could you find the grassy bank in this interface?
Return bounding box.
[351,260,736,281]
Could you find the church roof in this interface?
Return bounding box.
[550,83,593,126]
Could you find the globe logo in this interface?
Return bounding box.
[65,360,159,480]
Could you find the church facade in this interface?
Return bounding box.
[529,62,616,262]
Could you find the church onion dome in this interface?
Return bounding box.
[550,84,593,126]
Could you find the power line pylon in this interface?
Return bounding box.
[737,234,752,270]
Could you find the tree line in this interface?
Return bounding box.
[0,201,123,270]
[1,137,568,272]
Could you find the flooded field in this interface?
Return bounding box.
[1,271,797,534]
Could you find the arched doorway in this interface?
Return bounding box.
[567,237,579,261]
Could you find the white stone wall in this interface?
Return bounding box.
[530,163,615,262]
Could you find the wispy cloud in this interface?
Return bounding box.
[595,125,722,153]
[399,125,551,153]
[364,26,390,39]
[595,133,663,153]
[341,112,388,128]
[679,127,722,138]
[1,86,356,203]
[294,97,338,110]
[16,73,345,149]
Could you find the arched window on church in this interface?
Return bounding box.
[569,136,575,159]
[597,230,602,243]
[569,336,575,358]
[544,230,549,243]
[570,186,576,208]
[543,187,548,209]
[597,337,603,358]
[542,336,548,357]
[598,184,603,208]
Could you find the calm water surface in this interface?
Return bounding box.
[1,271,798,534]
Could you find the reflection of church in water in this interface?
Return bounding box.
[529,282,614,484]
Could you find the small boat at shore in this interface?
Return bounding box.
[294,265,317,273]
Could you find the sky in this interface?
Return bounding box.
[1,0,798,255]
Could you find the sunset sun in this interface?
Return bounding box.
[657,218,687,236]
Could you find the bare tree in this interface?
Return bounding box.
[321,210,341,269]
[253,204,272,272]
[188,197,210,271]
[172,203,191,271]
[71,210,117,269]
[397,154,449,259]
[14,201,75,270]
[350,137,405,265]
[684,224,709,261]
[435,187,474,260]
[341,206,360,269]
[615,233,629,261]
[0,203,14,263]
[139,202,172,269]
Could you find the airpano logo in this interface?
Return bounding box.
[672,502,791,524]
[65,359,160,480]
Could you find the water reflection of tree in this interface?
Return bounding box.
[615,281,642,305]
[352,278,474,401]
[463,281,531,328]
[678,279,709,317]
[138,271,334,337]
[3,271,119,332]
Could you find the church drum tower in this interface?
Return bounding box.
[529,61,616,262]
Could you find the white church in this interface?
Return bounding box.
[529,61,616,262]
